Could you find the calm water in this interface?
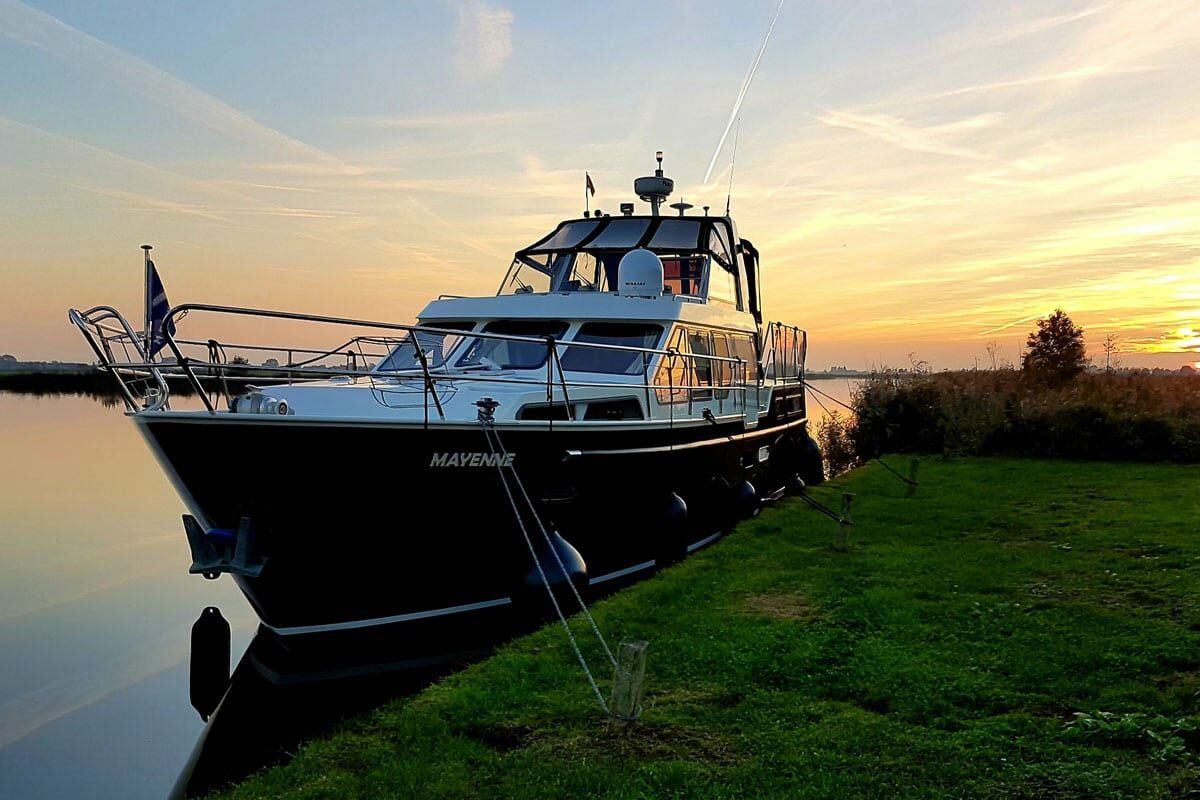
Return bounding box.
[0,393,257,799]
[0,384,860,798]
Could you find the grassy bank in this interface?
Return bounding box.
[215,457,1200,798]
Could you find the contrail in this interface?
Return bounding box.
[703,0,786,183]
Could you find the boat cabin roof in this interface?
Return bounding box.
[519,215,736,267]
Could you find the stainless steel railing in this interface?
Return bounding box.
[761,321,807,384]
[70,302,803,426]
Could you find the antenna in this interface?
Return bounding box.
[725,117,740,216]
[669,199,694,217]
[634,150,674,216]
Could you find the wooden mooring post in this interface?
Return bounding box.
[907,459,920,497]
[834,492,854,551]
[609,640,648,727]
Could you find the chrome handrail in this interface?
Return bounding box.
[71,301,789,426]
[69,306,170,412]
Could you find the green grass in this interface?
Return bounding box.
[213,457,1200,798]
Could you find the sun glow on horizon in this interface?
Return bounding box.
[1,1,1198,370]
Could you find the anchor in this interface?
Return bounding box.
[183,514,268,579]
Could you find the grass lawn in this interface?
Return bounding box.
[213,457,1200,798]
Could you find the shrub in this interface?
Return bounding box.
[849,369,1200,463]
[817,410,858,477]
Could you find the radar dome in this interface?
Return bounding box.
[617,249,664,299]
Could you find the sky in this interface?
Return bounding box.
[1,0,1197,370]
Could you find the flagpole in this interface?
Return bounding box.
[585,173,590,217]
[142,244,153,359]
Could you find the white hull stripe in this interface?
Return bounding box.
[687,532,722,552]
[264,546,717,636]
[588,559,657,585]
[265,597,512,636]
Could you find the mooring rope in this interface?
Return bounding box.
[803,379,918,489]
[483,422,617,669]
[477,418,614,714]
[794,489,851,524]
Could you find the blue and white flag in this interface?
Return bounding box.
[147,260,175,358]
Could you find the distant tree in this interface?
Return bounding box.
[262,358,279,368]
[0,354,16,362]
[1022,309,1085,380]
[230,355,250,365]
[1102,333,1122,373]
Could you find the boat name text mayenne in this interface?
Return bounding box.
[429,452,515,468]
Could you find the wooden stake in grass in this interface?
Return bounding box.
[609,640,648,727]
[907,459,920,497]
[834,492,854,551]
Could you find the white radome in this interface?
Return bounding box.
[617,248,664,299]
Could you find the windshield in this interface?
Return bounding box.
[375,322,474,372]
[498,254,551,295]
[559,323,664,374]
[455,320,569,370]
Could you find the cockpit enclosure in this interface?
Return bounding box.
[498,216,756,314]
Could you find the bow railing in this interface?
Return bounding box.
[69,303,772,426]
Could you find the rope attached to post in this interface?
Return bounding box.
[803,379,919,491]
[477,409,617,716]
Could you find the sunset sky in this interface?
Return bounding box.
[1,0,1197,369]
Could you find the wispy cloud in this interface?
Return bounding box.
[0,0,347,168]
[979,3,1112,47]
[247,162,382,177]
[1127,327,1200,354]
[816,110,997,160]
[449,0,514,84]
[979,312,1052,336]
[337,108,548,129]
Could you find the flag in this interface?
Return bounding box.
[146,260,175,358]
[585,172,595,197]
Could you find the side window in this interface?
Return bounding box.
[711,332,732,399]
[706,264,738,307]
[732,334,760,384]
[688,330,713,401]
[653,327,688,404]
[455,320,568,370]
[662,257,705,296]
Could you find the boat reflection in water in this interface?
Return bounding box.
[172,606,522,799]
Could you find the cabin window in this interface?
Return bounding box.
[708,225,733,266]
[732,334,760,383]
[376,321,474,372]
[560,323,663,374]
[498,255,551,295]
[711,332,733,399]
[455,320,568,370]
[662,257,705,296]
[534,220,600,250]
[552,251,605,292]
[649,219,701,249]
[589,218,650,248]
[706,263,738,307]
[653,328,688,404]
[688,330,714,401]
